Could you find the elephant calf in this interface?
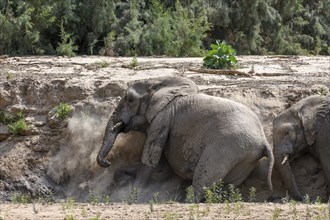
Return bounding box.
[97,76,274,201]
[273,95,330,200]
[105,131,146,185]
[107,131,146,165]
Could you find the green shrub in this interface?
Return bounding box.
[130,55,138,68]
[95,61,110,68]
[203,40,237,69]
[126,187,139,205]
[55,103,72,120]
[248,187,257,202]
[12,193,32,204]
[56,20,78,57]
[185,185,195,203]
[8,118,27,135]
[204,180,228,203]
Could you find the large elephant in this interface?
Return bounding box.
[273,95,330,200]
[97,76,274,201]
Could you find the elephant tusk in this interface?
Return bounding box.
[281,154,289,165]
[112,122,123,131]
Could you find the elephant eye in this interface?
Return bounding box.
[128,96,134,103]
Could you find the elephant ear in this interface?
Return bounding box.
[145,77,198,123]
[298,95,329,145]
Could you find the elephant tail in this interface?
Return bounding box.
[264,143,274,195]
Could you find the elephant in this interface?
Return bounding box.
[273,95,330,200]
[96,76,274,201]
[105,131,146,186]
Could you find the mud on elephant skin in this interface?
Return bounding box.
[96,76,274,202]
[273,95,330,201]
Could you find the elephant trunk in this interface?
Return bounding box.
[274,153,303,201]
[97,103,125,168]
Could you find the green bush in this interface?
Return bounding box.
[56,20,78,57]
[5,112,27,135]
[55,103,72,120]
[203,41,237,69]
[8,119,27,135]
[185,185,195,203]
[204,180,228,203]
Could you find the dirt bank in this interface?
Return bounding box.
[0,55,329,218]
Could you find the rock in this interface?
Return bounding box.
[0,88,11,108]
[0,123,10,141]
[9,104,38,114]
[94,81,126,99]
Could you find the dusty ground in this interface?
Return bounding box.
[0,202,329,219]
[0,55,329,219]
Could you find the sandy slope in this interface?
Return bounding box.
[0,55,329,219]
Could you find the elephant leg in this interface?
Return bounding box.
[315,115,330,194]
[192,144,234,202]
[223,158,259,186]
[133,165,155,188]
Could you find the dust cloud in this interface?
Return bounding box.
[46,110,187,203]
[46,110,116,201]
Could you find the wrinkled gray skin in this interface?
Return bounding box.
[97,76,274,201]
[273,95,330,201]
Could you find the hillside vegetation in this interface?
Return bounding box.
[1,0,330,56]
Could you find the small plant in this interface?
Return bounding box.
[151,192,160,204]
[126,187,139,205]
[2,111,27,135]
[145,210,151,220]
[64,214,74,220]
[203,40,237,69]
[224,200,231,214]
[248,187,257,202]
[234,201,243,216]
[149,200,154,213]
[163,212,179,220]
[0,111,23,125]
[62,197,76,211]
[55,103,72,120]
[303,194,311,204]
[81,207,87,217]
[289,199,298,220]
[228,184,242,203]
[12,193,32,204]
[185,185,195,203]
[8,118,27,135]
[315,196,322,205]
[315,86,329,96]
[272,206,281,220]
[62,197,76,220]
[130,55,138,68]
[204,180,228,203]
[103,195,111,204]
[89,212,102,220]
[56,19,78,57]
[87,190,101,204]
[96,61,110,68]
[188,204,197,219]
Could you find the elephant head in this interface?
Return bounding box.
[273,95,329,200]
[97,76,198,168]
